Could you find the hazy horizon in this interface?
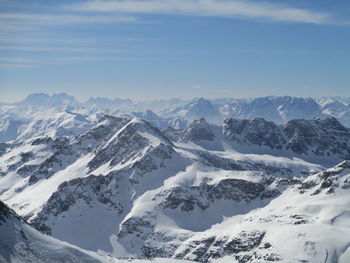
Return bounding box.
[1,91,350,105]
[1,0,350,102]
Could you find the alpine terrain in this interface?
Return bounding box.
[1,94,350,263]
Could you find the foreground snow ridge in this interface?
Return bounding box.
[0,112,350,262]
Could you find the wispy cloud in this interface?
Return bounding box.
[0,45,123,53]
[0,12,139,33]
[0,13,138,25]
[67,0,335,25]
[0,56,117,69]
[192,85,202,89]
[0,63,35,69]
[0,35,141,44]
[0,57,38,63]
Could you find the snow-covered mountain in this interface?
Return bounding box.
[130,110,189,129]
[169,160,350,262]
[0,201,193,263]
[1,94,350,145]
[217,96,326,124]
[318,98,350,128]
[223,117,350,161]
[0,107,94,143]
[86,97,133,109]
[1,93,350,262]
[0,200,110,262]
[16,93,79,108]
[1,112,350,262]
[162,98,222,124]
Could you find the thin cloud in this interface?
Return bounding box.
[67,0,335,25]
[192,85,202,89]
[0,13,140,33]
[0,63,35,69]
[0,57,38,63]
[0,36,141,44]
[0,45,123,53]
[0,24,35,31]
[0,13,138,25]
[0,56,116,68]
[0,36,87,44]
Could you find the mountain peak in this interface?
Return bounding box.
[18,92,78,107]
[172,97,221,122]
[183,118,215,141]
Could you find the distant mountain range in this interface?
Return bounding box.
[1,93,350,143]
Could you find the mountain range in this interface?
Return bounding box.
[1,108,350,262]
[1,93,350,144]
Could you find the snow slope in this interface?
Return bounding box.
[0,106,94,143]
[0,200,195,263]
[1,113,350,262]
[173,160,350,263]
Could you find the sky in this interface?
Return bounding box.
[0,0,350,102]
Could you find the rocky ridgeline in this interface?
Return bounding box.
[182,118,216,142]
[1,115,350,262]
[87,117,173,172]
[223,117,350,158]
[173,230,274,263]
[298,160,350,195]
[175,116,350,160]
[157,178,279,212]
[1,116,349,184]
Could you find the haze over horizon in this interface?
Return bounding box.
[1,91,350,105]
[1,0,350,102]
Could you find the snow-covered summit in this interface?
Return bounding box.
[219,96,325,124]
[18,92,79,108]
[164,98,221,123]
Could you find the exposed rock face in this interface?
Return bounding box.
[183,118,215,142]
[31,173,124,234]
[223,118,286,149]
[174,231,268,262]
[175,116,350,162]
[29,137,73,184]
[0,200,19,224]
[158,178,278,212]
[87,118,172,172]
[223,117,350,159]
[282,117,350,157]
[298,160,350,195]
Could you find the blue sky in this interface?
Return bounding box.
[0,0,350,102]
